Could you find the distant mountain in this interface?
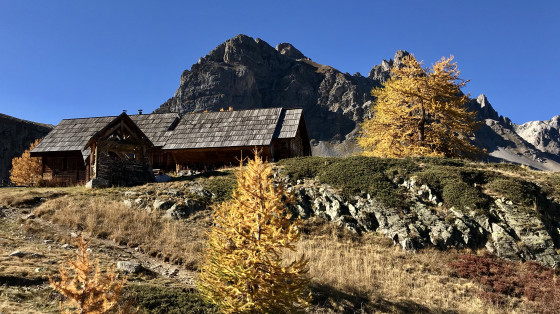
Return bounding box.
[152,34,558,170]
[514,116,560,156]
[0,114,53,185]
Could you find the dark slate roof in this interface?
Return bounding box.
[31,108,304,156]
[163,108,283,150]
[130,113,179,147]
[277,108,303,139]
[32,116,116,159]
[31,113,179,159]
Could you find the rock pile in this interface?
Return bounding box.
[121,182,212,220]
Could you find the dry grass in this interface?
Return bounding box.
[6,181,545,313]
[284,219,526,313]
[0,186,129,208]
[33,195,208,268]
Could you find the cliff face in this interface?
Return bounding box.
[0,114,53,185]
[155,34,560,169]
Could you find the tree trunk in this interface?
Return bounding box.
[418,106,426,143]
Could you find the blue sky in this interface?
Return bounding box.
[0,1,558,125]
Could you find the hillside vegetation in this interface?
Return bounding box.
[279,156,560,210]
[1,157,560,312]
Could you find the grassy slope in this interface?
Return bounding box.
[2,157,559,313]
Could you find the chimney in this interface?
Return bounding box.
[122,110,127,114]
[138,109,143,115]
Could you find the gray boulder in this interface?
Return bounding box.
[117,261,143,274]
[153,199,175,211]
[9,251,43,258]
[164,199,205,220]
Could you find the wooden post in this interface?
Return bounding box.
[172,152,179,174]
[92,143,98,179]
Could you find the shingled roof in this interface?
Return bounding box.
[31,116,116,159]
[276,108,303,139]
[130,113,179,147]
[164,108,288,150]
[31,108,305,157]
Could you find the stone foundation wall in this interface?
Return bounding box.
[96,152,154,186]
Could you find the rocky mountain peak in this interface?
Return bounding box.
[275,43,306,60]
[368,50,410,82]
[392,50,410,67]
[474,94,500,121]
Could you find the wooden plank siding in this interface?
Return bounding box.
[171,146,272,171]
[41,151,87,185]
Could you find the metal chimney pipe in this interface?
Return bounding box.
[122,110,127,114]
[138,109,143,115]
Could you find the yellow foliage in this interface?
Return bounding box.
[198,151,310,313]
[49,236,126,314]
[9,138,42,186]
[359,55,483,159]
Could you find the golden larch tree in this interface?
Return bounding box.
[10,138,43,186]
[198,152,310,313]
[49,236,126,314]
[358,54,482,159]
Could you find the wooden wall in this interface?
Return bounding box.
[171,146,272,171]
[41,152,86,185]
[270,127,311,161]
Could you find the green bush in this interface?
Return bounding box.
[540,173,560,201]
[413,167,489,211]
[278,156,548,213]
[442,181,490,211]
[203,176,237,204]
[277,157,334,181]
[487,177,539,207]
[280,156,419,208]
[316,157,407,207]
[412,156,467,167]
[480,162,531,175]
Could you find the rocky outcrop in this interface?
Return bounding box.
[0,114,53,185]
[120,175,560,267]
[121,182,211,220]
[153,34,560,168]
[289,178,560,268]
[368,50,409,82]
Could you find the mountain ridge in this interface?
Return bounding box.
[154,34,560,170]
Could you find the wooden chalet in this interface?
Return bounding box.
[30,108,311,186]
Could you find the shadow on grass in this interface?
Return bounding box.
[310,283,454,314]
[0,275,47,286]
[125,284,217,314]
[168,170,234,183]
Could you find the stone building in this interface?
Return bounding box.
[30,108,311,186]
